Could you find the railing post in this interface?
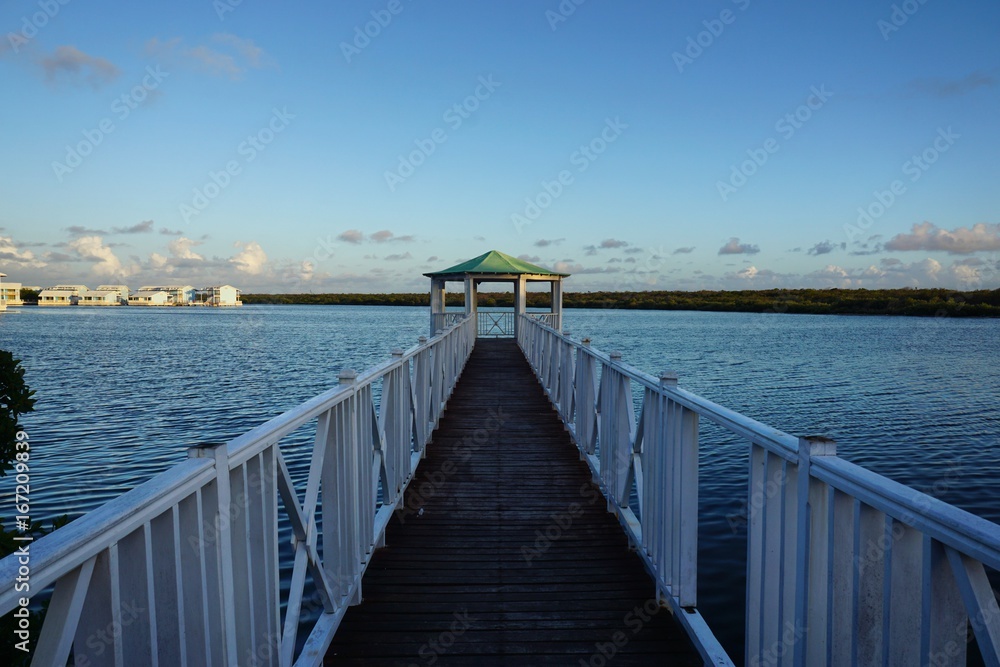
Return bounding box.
[187,443,239,665]
[415,336,430,450]
[432,330,444,427]
[658,371,679,607]
[575,338,596,457]
[793,435,836,666]
[387,349,406,511]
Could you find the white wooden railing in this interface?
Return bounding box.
[477,310,514,337]
[0,315,476,667]
[518,314,1000,667]
[528,312,558,329]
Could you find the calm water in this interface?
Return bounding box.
[1,305,998,659]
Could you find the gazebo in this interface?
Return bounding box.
[424,250,569,337]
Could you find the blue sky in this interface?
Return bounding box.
[1,0,998,292]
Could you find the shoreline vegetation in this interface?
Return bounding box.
[241,288,1000,317]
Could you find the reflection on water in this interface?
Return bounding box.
[1,305,997,660]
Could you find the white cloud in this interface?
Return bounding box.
[69,236,134,277]
[884,222,1000,254]
[0,236,47,268]
[807,240,845,256]
[230,241,267,274]
[719,237,760,255]
[370,230,415,243]
[212,33,265,68]
[40,45,120,88]
[168,237,205,261]
[338,229,365,244]
[145,34,270,80]
[112,220,155,234]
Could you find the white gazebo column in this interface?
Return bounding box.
[551,279,563,332]
[513,275,527,338]
[464,276,477,318]
[429,277,447,336]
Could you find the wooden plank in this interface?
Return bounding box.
[325,339,700,665]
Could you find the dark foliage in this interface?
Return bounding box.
[242,288,1000,317]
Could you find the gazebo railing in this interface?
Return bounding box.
[476,310,514,337]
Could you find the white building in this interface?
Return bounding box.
[79,288,122,306]
[138,285,195,305]
[0,273,7,311]
[196,285,242,307]
[1,281,23,307]
[39,285,88,306]
[128,290,171,306]
[96,285,130,303]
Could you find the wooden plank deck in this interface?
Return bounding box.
[325,338,701,666]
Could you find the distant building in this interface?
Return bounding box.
[138,285,195,305]
[2,282,24,307]
[195,285,243,307]
[39,285,88,306]
[128,290,171,306]
[0,274,22,308]
[79,287,124,306]
[96,285,130,303]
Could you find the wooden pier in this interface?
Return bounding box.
[326,339,700,665]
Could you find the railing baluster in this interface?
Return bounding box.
[73,549,117,667]
[148,510,178,666]
[761,449,783,648]
[926,538,968,664]
[946,547,1000,666]
[830,490,855,666]
[856,503,888,664]
[746,442,766,662]
[189,443,239,665]
[888,520,923,664]
[30,557,95,667]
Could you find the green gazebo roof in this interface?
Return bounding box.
[424,250,569,278]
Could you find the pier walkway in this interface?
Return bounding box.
[325,339,700,665]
